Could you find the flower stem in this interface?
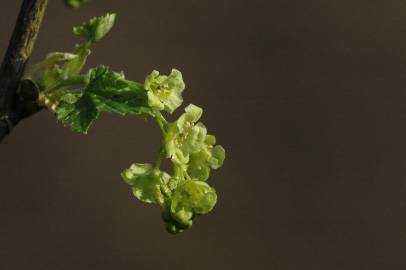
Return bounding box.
[154,110,168,170]
[154,110,167,135]
[155,144,166,170]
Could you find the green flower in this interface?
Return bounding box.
[167,180,217,231]
[121,163,170,205]
[164,104,225,180]
[144,69,185,113]
[165,104,206,165]
[187,136,225,181]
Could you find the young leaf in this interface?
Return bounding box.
[54,66,152,133]
[56,93,99,133]
[24,52,78,91]
[62,44,91,78]
[86,66,152,115]
[73,13,116,43]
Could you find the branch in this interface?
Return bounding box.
[0,0,48,143]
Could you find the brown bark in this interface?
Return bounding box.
[0,0,48,142]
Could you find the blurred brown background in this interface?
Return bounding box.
[1,0,406,269]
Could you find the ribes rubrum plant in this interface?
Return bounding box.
[24,13,225,234]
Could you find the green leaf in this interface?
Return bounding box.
[65,0,90,8]
[59,92,82,104]
[54,66,152,133]
[55,93,99,133]
[73,13,116,43]
[86,66,152,115]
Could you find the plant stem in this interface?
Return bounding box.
[154,110,167,169]
[154,110,167,135]
[0,0,49,143]
[155,145,166,170]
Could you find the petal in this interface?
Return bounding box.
[210,145,225,169]
[188,150,212,181]
[189,163,211,181]
[176,104,203,130]
[168,69,185,94]
[182,124,206,153]
[147,91,164,110]
[132,173,164,204]
[205,134,216,146]
[184,104,203,123]
[170,180,217,219]
[121,163,152,185]
[144,70,159,91]
[163,90,183,113]
[121,163,167,204]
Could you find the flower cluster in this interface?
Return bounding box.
[122,70,225,233]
